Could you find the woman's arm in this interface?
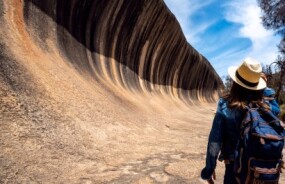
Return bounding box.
[201,103,225,180]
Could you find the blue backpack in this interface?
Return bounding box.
[234,106,285,184]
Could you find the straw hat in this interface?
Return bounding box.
[228,57,266,90]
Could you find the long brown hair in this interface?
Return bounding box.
[223,82,269,110]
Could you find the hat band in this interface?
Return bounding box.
[236,71,259,87]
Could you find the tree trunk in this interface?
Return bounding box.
[275,72,284,102]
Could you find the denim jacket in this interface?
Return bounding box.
[201,98,245,180]
[201,95,280,180]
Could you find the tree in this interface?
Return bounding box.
[258,0,285,52]
[268,56,285,102]
[258,0,285,102]
[278,38,285,55]
[223,75,233,93]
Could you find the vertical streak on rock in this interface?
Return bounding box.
[22,0,223,103]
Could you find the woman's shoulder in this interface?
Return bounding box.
[216,98,244,119]
[218,98,228,107]
[216,98,229,113]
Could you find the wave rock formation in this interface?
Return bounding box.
[0,0,224,183]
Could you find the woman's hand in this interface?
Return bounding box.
[207,170,216,184]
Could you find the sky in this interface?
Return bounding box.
[164,0,281,79]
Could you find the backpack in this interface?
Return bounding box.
[234,105,285,184]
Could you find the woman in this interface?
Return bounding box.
[201,58,270,184]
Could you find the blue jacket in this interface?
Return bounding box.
[201,98,245,180]
[201,96,280,180]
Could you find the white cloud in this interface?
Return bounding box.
[164,0,215,43]
[185,20,217,44]
[164,0,281,77]
[224,0,280,66]
[210,48,249,76]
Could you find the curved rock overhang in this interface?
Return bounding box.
[0,0,226,183]
[21,0,223,103]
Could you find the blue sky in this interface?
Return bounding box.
[164,0,281,79]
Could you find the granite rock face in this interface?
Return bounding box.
[0,0,227,183]
[22,0,222,100]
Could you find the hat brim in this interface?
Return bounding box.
[228,66,266,90]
